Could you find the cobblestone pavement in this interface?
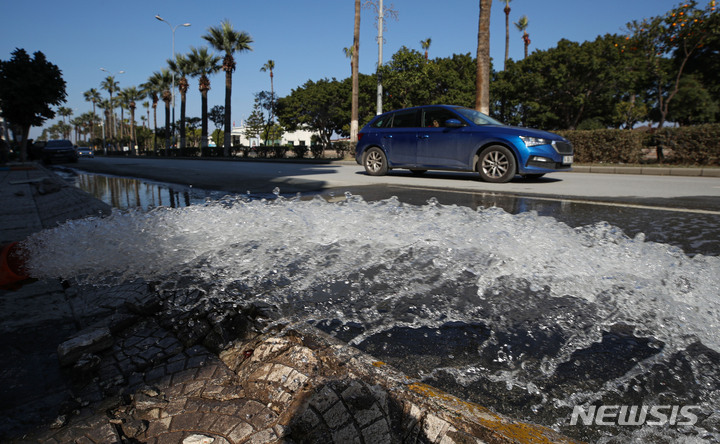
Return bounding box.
[1,163,579,443]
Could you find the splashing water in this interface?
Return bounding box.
[20,193,720,442]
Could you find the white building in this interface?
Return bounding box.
[230,124,317,147]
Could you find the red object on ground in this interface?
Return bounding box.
[0,242,29,288]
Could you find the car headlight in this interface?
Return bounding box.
[520,136,552,147]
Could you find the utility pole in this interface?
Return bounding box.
[376,0,383,115]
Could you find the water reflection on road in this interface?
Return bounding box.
[56,168,227,210]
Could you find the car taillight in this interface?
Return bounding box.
[357,132,364,141]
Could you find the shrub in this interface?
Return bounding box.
[557,129,646,164]
[650,124,720,165]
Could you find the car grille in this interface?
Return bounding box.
[553,141,573,154]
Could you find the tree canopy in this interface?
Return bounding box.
[0,48,66,160]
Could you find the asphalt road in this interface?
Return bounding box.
[69,156,720,213]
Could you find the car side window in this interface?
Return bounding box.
[391,109,419,128]
[371,115,392,128]
[423,108,461,128]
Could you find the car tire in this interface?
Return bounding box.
[477,145,516,183]
[363,147,388,176]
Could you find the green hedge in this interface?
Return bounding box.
[651,125,720,165]
[557,129,646,164]
[557,124,720,165]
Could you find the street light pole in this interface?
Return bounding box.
[155,15,190,152]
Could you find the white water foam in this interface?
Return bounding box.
[22,194,720,351]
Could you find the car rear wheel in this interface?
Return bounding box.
[364,147,388,176]
[477,145,516,183]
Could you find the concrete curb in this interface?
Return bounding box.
[570,165,720,177]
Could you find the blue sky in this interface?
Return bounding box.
[1,0,685,139]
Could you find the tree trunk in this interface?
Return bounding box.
[350,0,361,143]
[180,94,187,150]
[223,69,232,156]
[475,0,491,114]
[201,92,209,150]
[504,5,510,70]
[164,100,171,156]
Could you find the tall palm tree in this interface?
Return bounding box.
[187,46,221,150]
[58,107,73,139]
[260,60,276,124]
[343,46,353,76]
[168,54,192,149]
[499,0,512,69]
[141,74,163,152]
[202,20,253,155]
[351,0,361,143]
[123,86,144,154]
[142,102,150,128]
[421,38,432,61]
[101,76,120,139]
[145,70,172,155]
[97,98,111,150]
[476,0,492,114]
[83,88,101,140]
[515,15,530,59]
[117,90,128,140]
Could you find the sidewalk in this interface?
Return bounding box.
[0,163,579,443]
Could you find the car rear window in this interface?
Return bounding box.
[45,140,73,148]
[391,109,418,128]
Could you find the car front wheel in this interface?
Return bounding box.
[477,145,516,183]
[363,147,388,176]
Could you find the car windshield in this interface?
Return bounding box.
[454,108,503,126]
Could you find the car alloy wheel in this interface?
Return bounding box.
[478,145,516,183]
[364,147,388,176]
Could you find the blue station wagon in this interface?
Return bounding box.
[355,105,573,183]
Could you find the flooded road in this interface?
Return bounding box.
[46,165,720,443]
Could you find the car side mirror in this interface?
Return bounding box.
[445,119,464,128]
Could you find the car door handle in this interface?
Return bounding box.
[417,134,430,139]
[383,135,393,139]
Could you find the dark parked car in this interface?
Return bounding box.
[42,139,78,164]
[355,105,573,183]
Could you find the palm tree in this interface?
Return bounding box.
[351,0,361,143]
[57,107,73,139]
[515,15,530,59]
[101,76,120,139]
[499,0,512,69]
[421,38,432,61]
[343,46,353,76]
[141,74,163,152]
[145,70,172,155]
[142,102,150,128]
[83,88,101,140]
[97,98,111,151]
[202,20,253,156]
[168,54,192,149]
[476,0,492,114]
[122,86,144,154]
[117,90,128,140]
[260,60,276,124]
[187,46,221,151]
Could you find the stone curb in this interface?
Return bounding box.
[570,165,720,177]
